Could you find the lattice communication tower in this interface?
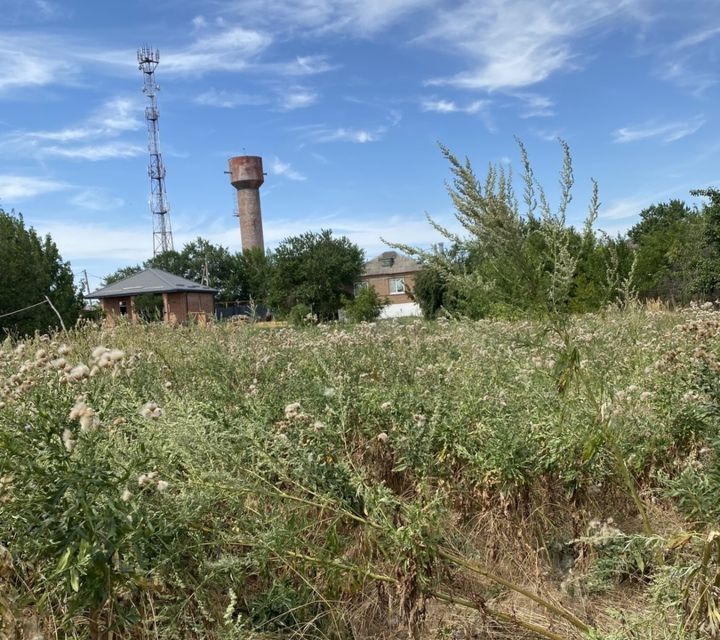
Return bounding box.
[137,46,174,255]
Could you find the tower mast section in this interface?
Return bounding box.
[137,46,174,256]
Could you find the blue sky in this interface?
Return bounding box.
[2,0,719,289]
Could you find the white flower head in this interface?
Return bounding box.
[108,349,124,362]
[92,346,109,360]
[284,402,302,419]
[67,364,90,382]
[79,413,99,433]
[140,402,163,420]
[62,428,76,452]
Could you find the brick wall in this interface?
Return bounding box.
[163,292,187,325]
[358,272,417,304]
[101,297,136,325]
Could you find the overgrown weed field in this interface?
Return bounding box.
[2,307,720,639]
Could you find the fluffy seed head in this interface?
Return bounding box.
[62,428,76,452]
[67,364,90,382]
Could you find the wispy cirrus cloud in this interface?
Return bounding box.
[41,142,144,161]
[673,25,720,51]
[161,27,272,75]
[262,55,339,77]
[514,93,555,118]
[424,0,643,92]
[312,127,384,143]
[0,174,69,200]
[195,88,268,108]
[613,116,705,143]
[279,88,318,110]
[215,0,436,36]
[0,34,77,93]
[421,98,487,114]
[69,188,125,211]
[269,157,307,181]
[0,96,145,161]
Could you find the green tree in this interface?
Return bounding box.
[269,230,364,320]
[0,209,81,335]
[411,267,447,319]
[690,188,720,296]
[103,265,143,285]
[238,247,274,303]
[627,200,703,300]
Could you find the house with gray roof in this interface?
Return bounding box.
[357,251,422,318]
[87,268,217,325]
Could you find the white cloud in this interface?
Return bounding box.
[515,93,555,118]
[70,188,125,211]
[221,0,436,36]
[263,55,339,77]
[424,0,641,91]
[532,128,563,142]
[269,157,307,181]
[598,180,716,230]
[421,98,487,114]
[0,175,68,200]
[316,127,383,143]
[42,142,144,161]
[613,116,705,143]
[673,26,720,50]
[280,88,318,110]
[0,96,145,161]
[658,58,717,94]
[161,26,272,75]
[33,221,152,263]
[0,39,75,93]
[97,98,143,132]
[191,15,208,30]
[195,88,267,108]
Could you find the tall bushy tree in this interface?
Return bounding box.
[0,209,81,335]
[388,140,615,318]
[627,200,703,301]
[691,188,720,296]
[269,230,364,320]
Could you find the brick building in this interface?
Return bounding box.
[87,268,217,325]
[357,251,422,318]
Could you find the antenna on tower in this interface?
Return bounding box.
[137,45,174,256]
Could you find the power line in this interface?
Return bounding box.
[0,297,67,333]
[0,300,47,319]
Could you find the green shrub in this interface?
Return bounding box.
[342,286,386,322]
[287,302,314,326]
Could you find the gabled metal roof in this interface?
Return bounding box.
[362,251,421,276]
[86,268,218,299]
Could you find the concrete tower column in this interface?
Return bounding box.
[229,155,265,253]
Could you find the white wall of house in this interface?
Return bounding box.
[379,302,422,319]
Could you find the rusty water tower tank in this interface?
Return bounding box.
[228,155,265,253]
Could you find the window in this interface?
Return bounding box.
[354,281,369,295]
[389,278,405,294]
